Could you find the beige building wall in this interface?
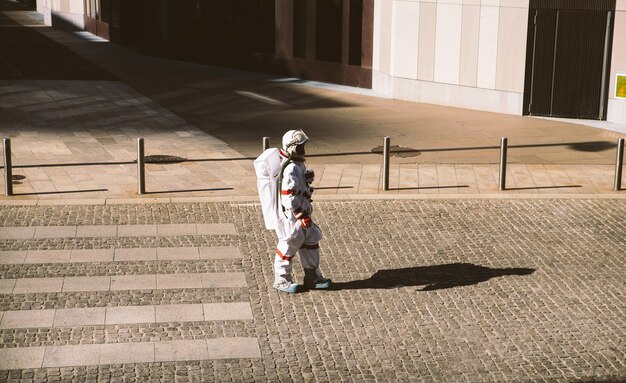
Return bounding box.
[607,0,626,125]
[36,0,84,30]
[373,0,530,115]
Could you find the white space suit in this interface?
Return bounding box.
[273,130,330,293]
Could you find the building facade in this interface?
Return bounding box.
[374,0,626,125]
[37,0,626,125]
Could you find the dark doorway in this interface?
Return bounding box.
[523,1,615,120]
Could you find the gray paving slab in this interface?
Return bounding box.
[196,223,238,235]
[24,249,71,263]
[116,224,157,237]
[62,276,110,292]
[0,279,16,294]
[109,274,157,290]
[42,344,100,368]
[201,272,247,288]
[70,248,114,262]
[99,342,155,365]
[105,306,155,325]
[154,340,209,362]
[12,277,63,293]
[198,246,242,259]
[75,225,117,237]
[156,273,203,289]
[0,224,236,239]
[33,225,77,238]
[53,307,106,327]
[156,246,199,260]
[0,309,55,329]
[203,302,253,321]
[0,227,34,239]
[156,223,197,236]
[113,247,157,261]
[0,250,27,264]
[206,338,261,359]
[155,304,204,323]
[0,347,45,370]
[1,247,237,263]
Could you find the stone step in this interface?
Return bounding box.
[0,223,237,239]
[0,337,262,369]
[0,302,253,329]
[0,272,247,294]
[0,246,242,264]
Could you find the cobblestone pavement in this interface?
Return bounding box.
[0,198,624,382]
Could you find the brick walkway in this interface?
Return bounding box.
[1,2,625,382]
[0,199,624,382]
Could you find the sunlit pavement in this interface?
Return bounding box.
[0,2,625,382]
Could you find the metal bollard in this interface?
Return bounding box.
[615,138,624,191]
[3,138,12,196]
[263,137,270,152]
[499,137,508,191]
[137,138,145,194]
[383,136,390,191]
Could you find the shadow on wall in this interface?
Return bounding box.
[0,2,115,81]
[329,263,535,291]
[51,13,82,31]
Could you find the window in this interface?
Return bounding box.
[293,0,306,58]
[316,0,342,63]
[348,0,362,65]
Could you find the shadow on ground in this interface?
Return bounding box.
[329,263,535,291]
[0,3,116,81]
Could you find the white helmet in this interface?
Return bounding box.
[282,129,309,155]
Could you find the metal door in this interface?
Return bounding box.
[523,2,615,120]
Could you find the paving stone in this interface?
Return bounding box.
[0,259,242,279]
[42,344,100,368]
[1,309,55,329]
[24,250,71,264]
[154,340,208,362]
[155,304,204,323]
[0,346,45,370]
[75,225,117,238]
[0,227,35,239]
[198,246,242,260]
[53,307,106,327]
[0,200,624,382]
[13,277,63,294]
[0,278,16,294]
[105,306,155,325]
[62,276,110,292]
[0,251,28,264]
[113,248,157,262]
[100,342,155,365]
[202,303,253,321]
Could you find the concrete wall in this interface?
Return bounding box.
[373,0,529,115]
[36,0,84,30]
[607,0,626,125]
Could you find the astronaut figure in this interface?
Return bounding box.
[273,129,331,293]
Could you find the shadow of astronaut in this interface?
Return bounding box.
[329,263,535,291]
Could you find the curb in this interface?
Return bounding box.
[0,193,625,206]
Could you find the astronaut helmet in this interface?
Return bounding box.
[282,129,309,156]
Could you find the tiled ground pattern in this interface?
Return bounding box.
[0,200,624,382]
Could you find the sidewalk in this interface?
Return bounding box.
[0,4,625,200]
[1,4,625,382]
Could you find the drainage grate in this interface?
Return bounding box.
[144,155,187,164]
[371,145,421,158]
